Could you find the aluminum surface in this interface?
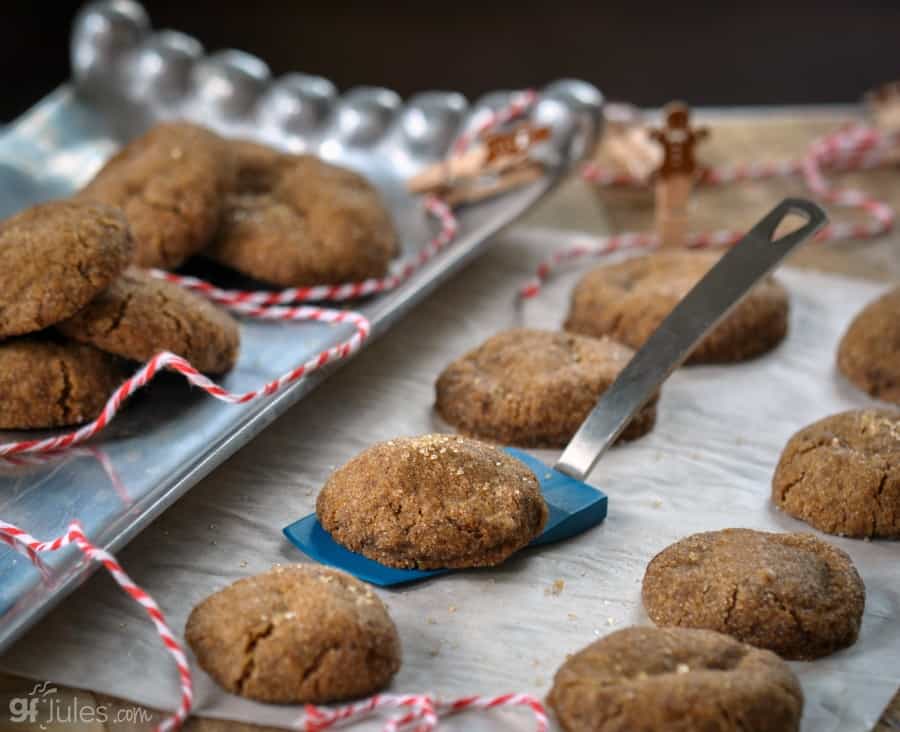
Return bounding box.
[558,198,827,479]
[0,0,602,651]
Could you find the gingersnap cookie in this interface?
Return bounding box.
[0,337,125,429]
[772,409,900,538]
[642,528,865,660]
[564,250,789,363]
[548,626,803,732]
[207,141,399,286]
[58,267,240,374]
[79,121,232,269]
[0,200,132,338]
[435,329,657,447]
[316,434,548,569]
[837,286,900,404]
[185,565,401,704]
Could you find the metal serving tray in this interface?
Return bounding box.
[0,0,602,651]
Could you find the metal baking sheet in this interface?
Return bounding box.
[2,237,897,732]
[0,0,602,651]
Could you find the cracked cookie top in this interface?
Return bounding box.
[564,250,789,364]
[206,140,399,287]
[0,336,126,429]
[435,328,658,448]
[0,200,132,338]
[837,286,900,405]
[641,528,865,660]
[316,434,548,570]
[772,408,900,538]
[78,122,234,269]
[58,267,240,375]
[185,564,401,704]
[548,626,804,732]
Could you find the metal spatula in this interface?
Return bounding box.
[284,198,827,586]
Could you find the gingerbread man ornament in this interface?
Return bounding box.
[650,101,708,247]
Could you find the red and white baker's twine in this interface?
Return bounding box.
[295,692,547,732]
[0,308,371,456]
[0,520,192,732]
[521,122,900,297]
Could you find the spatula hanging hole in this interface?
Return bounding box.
[770,211,809,243]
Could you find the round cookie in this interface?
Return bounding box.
[564,250,789,364]
[185,565,401,704]
[435,329,658,447]
[316,434,548,569]
[548,626,803,732]
[0,200,132,338]
[642,528,865,660]
[79,122,233,269]
[837,286,900,404]
[58,267,240,375]
[772,409,900,538]
[0,337,125,429]
[207,141,399,287]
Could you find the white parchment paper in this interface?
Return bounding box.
[2,227,898,731]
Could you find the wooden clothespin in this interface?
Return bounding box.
[865,81,900,135]
[407,122,550,205]
[650,101,708,248]
[598,102,662,183]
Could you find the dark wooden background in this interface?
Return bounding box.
[3,1,899,122]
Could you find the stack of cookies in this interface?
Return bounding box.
[0,198,241,430]
[0,121,400,431]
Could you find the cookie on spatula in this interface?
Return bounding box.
[316,434,548,570]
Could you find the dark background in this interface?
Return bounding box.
[3,1,899,122]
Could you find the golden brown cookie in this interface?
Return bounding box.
[435,329,657,447]
[185,565,401,704]
[564,251,789,364]
[642,528,865,660]
[207,141,399,286]
[316,434,548,569]
[0,200,132,338]
[548,626,803,732]
[79,122,233,269]
[837,286,900,404]
[772,409,900,538]
[0,337,125,429]
[58,267,240,374]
